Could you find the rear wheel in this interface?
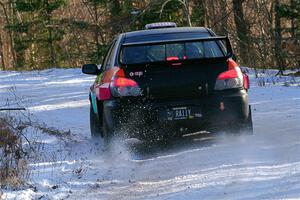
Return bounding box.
[102,112,115,144]
[90,105,103,139]
[228,106,253,134]
[242,106,253,133]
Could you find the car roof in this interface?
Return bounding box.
[122,27,213,44]
[123,27,209,38]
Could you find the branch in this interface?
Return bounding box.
[0,108,26,111]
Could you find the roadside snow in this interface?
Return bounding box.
[0,68,299,200]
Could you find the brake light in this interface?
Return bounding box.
[114,77,138,87]
[167,56,179,61]
[111,77,141,97]
[214,59,243,91]
[217,69,238,80]
[110,68,141,97]
[226,58,250,90]
[96,67,141,100]
[167,56,183,66]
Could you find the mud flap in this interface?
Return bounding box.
[246,105,254,134]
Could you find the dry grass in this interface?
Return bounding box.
[0,111,72,189]
[0,117,29,189]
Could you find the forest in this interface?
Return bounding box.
[0,0,299,73]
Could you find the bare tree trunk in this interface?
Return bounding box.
[0,32,5,70]
[48,27,56,67]
[184,0,192,26]
[274,0,284,74]
[93,3,101,58]
[232,0,249,65]
[219,0,228,35]
[0,1,16,68]
[190,0,205,26]
[290,0,296,40]
[202,0,210,27]
[206,0,216,29]
[46,0,56,68]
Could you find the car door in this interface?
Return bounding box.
[90,40,117,114]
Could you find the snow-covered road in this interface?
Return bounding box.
[1,68,300,199]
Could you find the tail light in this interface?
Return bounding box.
[214,59,244,90]
[97,67,141,101]
[98,83,111,100]
[243,74,250,90]
[167,56,179,61]
[111,76,142,97]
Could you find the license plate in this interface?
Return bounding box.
[167,107,192,120]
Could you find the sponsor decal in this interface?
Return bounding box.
[195,113,203,118]
[129,71,143,77]
[91,92,97,114]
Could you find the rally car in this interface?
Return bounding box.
[82,22,253,141]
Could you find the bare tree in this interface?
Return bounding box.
[274,0,285,74]
[0,0,16,69]
[0,32,5,70]
[232,0,250,65]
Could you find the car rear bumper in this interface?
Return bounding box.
[103,88,250,134]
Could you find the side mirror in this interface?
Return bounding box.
[82,64,101,75]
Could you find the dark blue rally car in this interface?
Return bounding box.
[82,22,253,141]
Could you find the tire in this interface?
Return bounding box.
[90,105,103,139]
[102,112,114,144]
[228,105,253,134]
[243,106,254,134]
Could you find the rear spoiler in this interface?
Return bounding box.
[122,36,233,58]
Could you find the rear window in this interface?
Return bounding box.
[120,40,226,65]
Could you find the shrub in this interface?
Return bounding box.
[0,117,28,189]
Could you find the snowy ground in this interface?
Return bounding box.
[0,68,300,200]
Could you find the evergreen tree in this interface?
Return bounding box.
[278,0,300,69]
[7,0,66,69]
[85,0,108,64]
[190,0,205,27]
[279,0,300,36]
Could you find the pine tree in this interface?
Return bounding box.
[278,0,300,69]
[84,0,109,64]
[7,0,66,69]
[279,0,300,36]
